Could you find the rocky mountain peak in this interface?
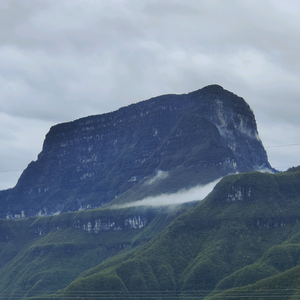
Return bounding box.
[0,85,274,219]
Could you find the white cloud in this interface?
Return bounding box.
[144,171,169,186]
[115,179,221,208]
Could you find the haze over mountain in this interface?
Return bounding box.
[0,85,273,219]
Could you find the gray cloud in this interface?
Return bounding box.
[0,0,299,189]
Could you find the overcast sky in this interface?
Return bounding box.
[0,0,299,190]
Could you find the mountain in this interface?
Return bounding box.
[0,167,300,300]
[0,84,273,219]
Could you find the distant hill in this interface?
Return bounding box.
[0,85,273,219]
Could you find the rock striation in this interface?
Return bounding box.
[0,85,274,219]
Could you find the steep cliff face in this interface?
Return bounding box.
[0,85,273,218]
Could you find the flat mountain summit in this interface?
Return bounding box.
[0,84,273,219]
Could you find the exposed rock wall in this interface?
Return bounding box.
[32,215,148,237]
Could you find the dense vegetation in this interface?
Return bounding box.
[1,167,300,299]
[0,204,196,299]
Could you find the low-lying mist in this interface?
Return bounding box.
[115,178,222,208]
[144,170,169,185]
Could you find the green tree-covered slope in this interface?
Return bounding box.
[60,166,300,300]
[0,204,196,300]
